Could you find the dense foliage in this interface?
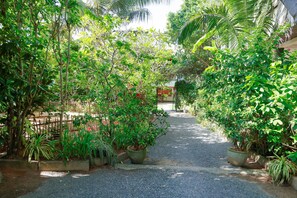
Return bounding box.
[174,80,196,110]
[178,0,285,50]
[0,0,57,155]
[2,1,297,183]
[166,0,214,79]
[168,0,297,173]
[196,30,297,156]
[0,0,172,160]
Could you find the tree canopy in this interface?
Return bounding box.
[0,0,173,157]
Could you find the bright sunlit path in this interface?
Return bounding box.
[158,102,175,111]
[40,171,68,178]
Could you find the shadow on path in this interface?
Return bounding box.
[19,104,297,198]
[145,111,231,168]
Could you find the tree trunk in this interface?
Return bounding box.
[7,103,15,156]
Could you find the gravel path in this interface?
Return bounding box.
[22,103,275,198]
[21,169,271,198]
[145,111,231,168]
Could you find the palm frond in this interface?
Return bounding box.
[192,29,215,52]
[178,14,202,44]
[78,0,109,16]
[123,0,167,7]
[109,0,129,13]
[225,0,256,21]
[128,8,151,22]
[179,4,244,49]
[82,0,168,21]
[111,0,169,21]
[210,6,244,48]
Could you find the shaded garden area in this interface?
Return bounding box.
[0,0,171,166]
[1,0,297,194]
[169,0,297,185]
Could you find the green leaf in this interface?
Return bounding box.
[203,46,217,52]
[192,29,215,53]
[273,119,283,126]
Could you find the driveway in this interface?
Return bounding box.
[21,103,297,198]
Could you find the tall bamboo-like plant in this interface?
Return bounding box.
[50,0,81,136]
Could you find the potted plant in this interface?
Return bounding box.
[116,104,168,164]
[126,118,166,164]
[226,129,251,167]
[125,120,150,164]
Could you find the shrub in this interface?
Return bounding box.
[114,96,169,150]
[194,29,297,155]
[175,80,197,110]
[57,129,115,162]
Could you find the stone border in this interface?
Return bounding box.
[0,151,128,172]
[292,176,297,191]
[0,159,38,170]
[39,160,89,171]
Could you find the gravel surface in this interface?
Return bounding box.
[21,169,271,198]
[22,104,274,198]
[146,111,231,168]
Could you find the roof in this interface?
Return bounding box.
[279,0,297,49]
[279,24,297,49]
[281,0,297,23]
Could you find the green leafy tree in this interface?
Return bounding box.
[196,29,297,155]
[0,0,173,159]
[65,13,173,146]
[0,0,55,155]
[166,0,214,79]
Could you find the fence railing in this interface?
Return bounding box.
[31,118,75,139]
[0,113,84,140]
[1,112,103,140]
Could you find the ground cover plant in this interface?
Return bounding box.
[268,156,297,185]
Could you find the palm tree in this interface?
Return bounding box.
[178,0,289,50]
[82,0,168,21]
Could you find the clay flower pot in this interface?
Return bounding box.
[227,147,249,167]
[126,146,147,164]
